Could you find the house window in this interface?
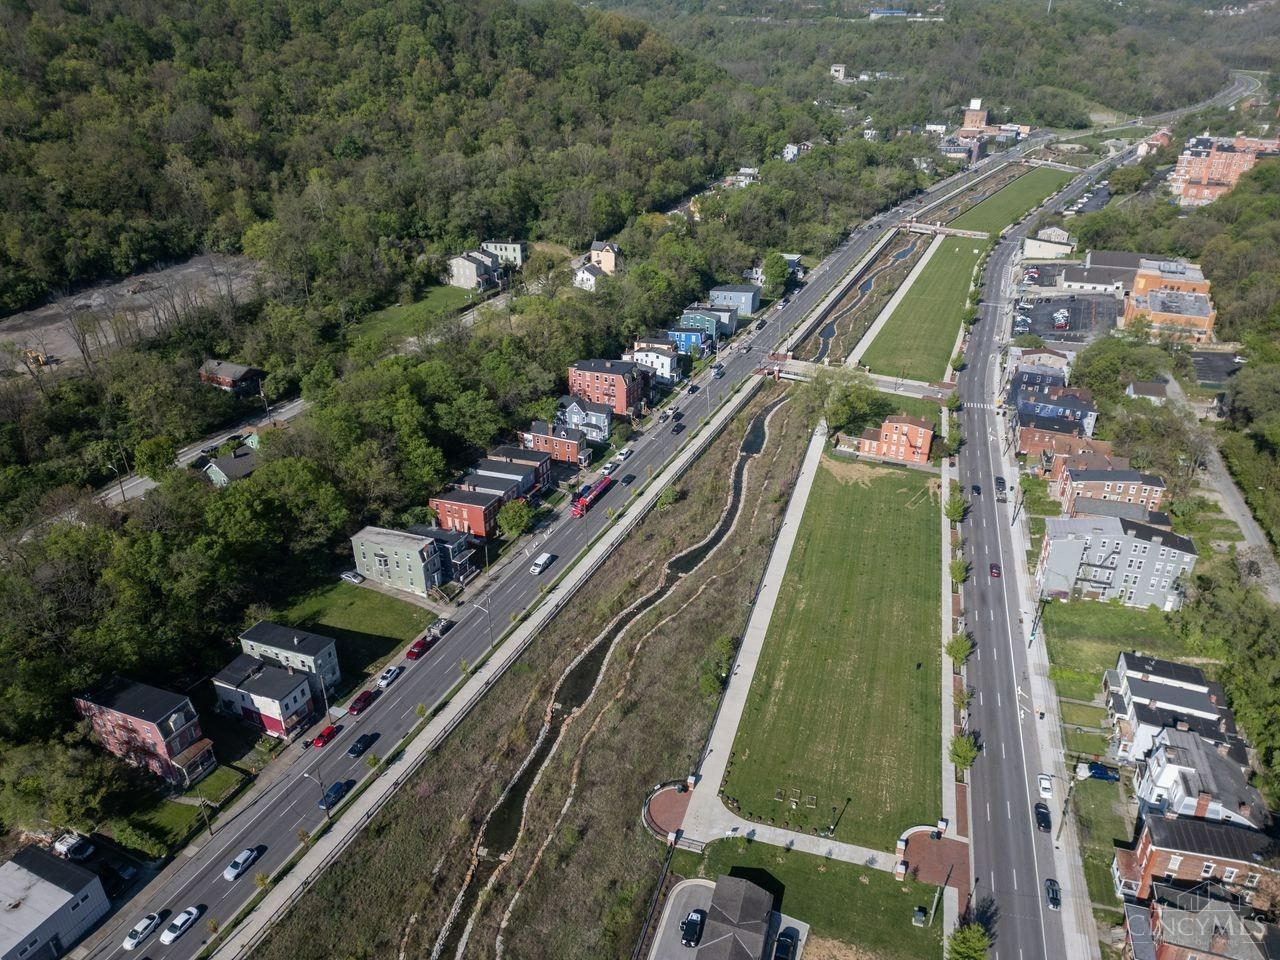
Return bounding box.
[1223,867,1239,882]
[1201,862,1216,878]
[1168,855,1183,870]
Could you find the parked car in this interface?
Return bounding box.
[756,319,767,330]
[160,907,200,945]
[341,570,365,585]
[223,848,258,881]
[989,563,1001,579]
[347,733,376,758]
[658,411,670,423]
[671,423,686,436]
[617,447,633,461]
[1034,802,1052,832]
[312,725,338,748]
[680,909,706,948]
[1044,878,1062,911]
[714,368,725,379]
[377,665,403,689]
[773,930,798,960]
[1088,762,1120,782]
[406,637,431,660]
[319,781,349,811]
[601,461,618,476]
[428,618,455,640]
[1037,773,1053,799]
[122,914,161,951]
[348,690,374,715]
[199,443,220,456]
[53,832,94,861]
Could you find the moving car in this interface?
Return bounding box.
[53,831,94,861]
[377,665,403,689]
[671,423,686,436]
[223,848,258,881]
[619,474,636,486]
[971,484,981,496]
[160,906,199,945]
[1044,878,1062,911]
[348,690,374,715]
[428,618,455,640]
[756,319,767,330]
[347,732,376,758]
[1034,802,1052,832]
[530,552,554,575]
[122,914,161,951]
[687,384,699,395]
[319,780,349,811]
[714,368,725,379]
[601,461,618,476]
[406,637,432,660]
[200,443,220,456]
[989,563,1001,579]
[1037,773,1053,799]
[340,570,365,585]
[312,725,338,748]
[680,909,706,948]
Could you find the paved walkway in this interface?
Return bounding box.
[845,233,944,368]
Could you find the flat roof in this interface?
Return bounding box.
[1141,289,1213,318]
[430,488,502,509]
[240,619,337,658]
[1,848,99,955]
[489,445,551,465]
[710,284,760,294]
[1146,816,1276,864]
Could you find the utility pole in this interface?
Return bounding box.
[303,771,330,819]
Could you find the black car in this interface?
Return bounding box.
[688,384,700,394]
[319,780,350,811]
[619,474,636,486]
[755,318,767,331]
[1034,802,1052,832]
[773,930,797,960]
[347,733,376,758]
[671,411,684,422]
[1044,878,1062,911]
[680,909,706,948]
[971,484,981,496]
[429,618,455,640]
[671,423,686,436]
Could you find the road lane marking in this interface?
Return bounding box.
[1007,801,1012,819]
[1012,868,1018,890]
[986,803,991,822]
[1002,742,1006,759]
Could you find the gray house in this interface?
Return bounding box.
[709,284,761,316]
[1035,516,1196,611]
[239,620,341,701]
[556,395,612,444]
[480,240,527,268]
[0,847,110,960]
[351,525,476,597]
[204,446,259,487]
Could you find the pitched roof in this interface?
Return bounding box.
[696,876,773,960]
[240,620,337,658]
[1157,727,1267,828]
[77,679,190,723]
[1128,380,1168,398]
[1067,468,1164,486]
[213,653,307,701]
[1019,412,1083,435]
[8,845,98,895]
[558,394,613,417]
[885,414,933,431]
[576,263,605,279]
[1145,816,1277,864]
[527,420,585,444]
[207,445,259,481]
[590,241,619,253]
[200,359,255,380]
[1119,518,1196,556]
[571,358,639,377]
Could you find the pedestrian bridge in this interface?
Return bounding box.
[755,358,953,402]
[898,221,990,240]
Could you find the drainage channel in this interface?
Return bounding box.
[431,396,787,960]
[807,237,920,363]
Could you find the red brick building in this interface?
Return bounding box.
[1054,466,1167,516]
[1046,452,1130,487]
[567,359,646,417]
[1112,816,1275,903]
[74,680,216,786]
[429,488,502,538]
[520,420,590,466]
[1168,133,1280,206]
[848,415,934,465]
[1018,428,1116,472]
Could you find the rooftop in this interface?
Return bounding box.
[77,678,190,724]
[1145,816,1276,864]
[1157,727,1266,828]
[1119,653,1209,688]
[1119,518,1197,556]
[1072,498,1169,527]
[710,284,761,294]
[1138,258,1206,283]
[240,619,337,658]
[459,471,522,496]
[1129,380,1168,398]
[884,414,933,431]
[570,358,639,377]
[558,394,614,417]
[527,420,585,444]
[1086,250,1145,270]
[1139,289,1214,318]
[213,653,307,702]
[489,444,551,465]
[472,458,538,480]
[207,445,259,481]
[0,847,100,956]
[1067,467,1164,486]
[697,875,773,960]
[430,487,503,509]
[200,359,255,380]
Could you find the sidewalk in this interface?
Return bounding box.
[845,233,944,367]
[937,411,963,938]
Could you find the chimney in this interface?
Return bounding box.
[293,636,300,647]
[1239,801,1253,820]
[1210,926,1228,954]
[1195,791,1212,818]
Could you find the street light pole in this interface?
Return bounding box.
[302,771,330,819]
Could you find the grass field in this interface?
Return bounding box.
[352,285,473,343]
[861,238,983,383]
[950,167,1074,235]
[1073,777,1130,907]
[282,582,434,693]
[671,838,943,959]
[878,392,945,434]
[722,460,941,851]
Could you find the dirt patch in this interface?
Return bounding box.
[821,457,879,486]
[803,935,890,960]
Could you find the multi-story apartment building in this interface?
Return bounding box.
[1054,466,1167,515]
[239,620,341,701]
[521,420,590,466]
[212,654,313,740]
[567,359,646,418]
[480,240,527,268]
[429,488,502,538]
[1136,726,1266,830]
[1104,653,1235,762]
[1168,133,1280,206]
[622,343,682,384]
[1113,816,1274,903]
[1037,516,1195,611]
[847,415,934,465]
[74,681,215,787]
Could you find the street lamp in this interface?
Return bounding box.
[302,771,330,819]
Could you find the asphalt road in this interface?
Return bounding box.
[76,145,1047,960]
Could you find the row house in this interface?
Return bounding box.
[239,620,341,701]
[1071,496,1171,529]
[681,303,738,338]
[429,488,502,539]
[521,420,591,466]
[1017,427,1113,471]
[1104,654,1233,762]
[212,654,313,740]
[667,326,712,356]
[351,525,476,596]
[488,445,553,488]
[1055,466,1167,516]
[709,284,761,316]
[1037,516,1196,612]
[846,415,934,465]
[557,395,612,444]
[74,680,215,787]
[1047,452,1130,488]
[567,359,647,418]
[447,249,501,290]
[623,342,682,385]
[1125,888,1280,960]
[1113,816,1274,903]
[467,457,542,498]
[1136,726,1266,830]
[1168,133,1280,206]
[480,240,527,268]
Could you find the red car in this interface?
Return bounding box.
[405,637,432,660]
[990,563,1002,579]
[348,690,374,715]
[312,725,338,748]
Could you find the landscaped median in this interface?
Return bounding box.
[949,167,1074,235]
[719,458,942,852]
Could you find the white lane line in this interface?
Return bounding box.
[996,691,1002,707]
[1012,868,1018,891]
[1002,742,1007,759]
[989,609,995,621]
[986,803,991,822]
[979,690,984,706]
[1006,800,1012,819]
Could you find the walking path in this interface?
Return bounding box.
[846,233,945,368]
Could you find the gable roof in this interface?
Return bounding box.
[885,414,933,431]
[77,679,189,723]
[527,420,585,444]
[207,445,259,481]
[240,620,336,658]
[558,394,613,417]
[571,358,639,377]
[1119,652,1207,688]
[213,653,307,701]
[696,876,773,960]
[200,359,255,381]
[590,241,619,253]
[576,263,605,279]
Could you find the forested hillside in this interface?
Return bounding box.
[592,0,1265,129]
[0,0,802,311]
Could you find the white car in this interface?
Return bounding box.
[223,847,258,881]
[601,461,618,476]
[340,570,365,585]
[1038,773,1053,799]
[617,447,633,461]
[160,906,199,945]
[53,832,94,861]
[377,665,403,690]
[122,913,161,951]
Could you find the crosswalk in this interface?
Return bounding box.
[964,401,998,410]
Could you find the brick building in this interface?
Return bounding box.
[521,420,590,466]
[212,654,313,740]
[1054,466,1167,516]
[1112,816,1275,902]
[74,680,215,787]
[1168,133,1280,206]
[429,488,502,538]
[567,359,646,418]
[846,415,934,464]
[1017,427,1113,469]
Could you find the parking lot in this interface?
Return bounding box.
[1010,293,1117,344]
[1190,350,1246,388]
[1019,262,1067,287]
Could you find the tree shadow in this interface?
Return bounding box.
[967,893,1000,940]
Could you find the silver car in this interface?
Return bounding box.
[160,906,199,945]
[122,913,160,951]
[223,847,258,881]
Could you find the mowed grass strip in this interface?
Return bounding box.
[861,238,982,382]
[949,166,1074,234]
[722,460,941,851]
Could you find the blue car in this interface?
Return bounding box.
[319,781,349,811]
[1088,762,1120,782]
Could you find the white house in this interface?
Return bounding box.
[830,63,846,81]
[782,143,801,162]
[1126,381,1168,405]
[622,343,682,385]
[447,249,500,290]
[1135,726,1266,830]
[726,168,759,188]
[480,240,527,268]
[573,263,606,292]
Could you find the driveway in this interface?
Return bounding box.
[649,879,715,960]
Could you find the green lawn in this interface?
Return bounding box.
[1072,778,1130,907]
[1019,475,1061,516]
[1064,728,1111,757]
[950,167,1074,234]
[861,238,983,383]
[352,285,474,344]
[722,461,941,851]
[1059,701,1107,728]
[671,838,943,959]
[877,392,945,435]
[186,764,245,803]
[282,582,435,692]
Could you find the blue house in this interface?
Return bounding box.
[667,327,711,356]
[709,284,761,317]
[680,304,737,338]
